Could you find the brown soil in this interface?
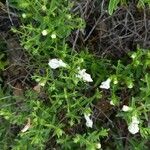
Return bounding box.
[69,0,150,58]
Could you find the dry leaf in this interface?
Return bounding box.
[33,84,41,93]
[21,118,31,133]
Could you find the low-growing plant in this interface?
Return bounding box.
[0,0,150,149]
[108,0,150,15]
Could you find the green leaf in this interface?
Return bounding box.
[108,0,120,15]
[140,127,150,139]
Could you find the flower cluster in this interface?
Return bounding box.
[48,58,93,83]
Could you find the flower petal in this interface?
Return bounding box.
[128,123,139,134]
[76,69,93,82]
[100,78,111,89]
[128,116,140,134]
[48,59,67,69]
[122,105,132,112]
[84,114,93,128]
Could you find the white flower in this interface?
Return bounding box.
[100,78,111,89]
[22,13,26,18]
[128,116,140,134]
[76,69,93,82]
[48,58,67,69]
[42,30,48,36]
[110,100,115,106]
[84,113,93,128]
[51,33,56,39]
[128,122,139,134]
[122,105,132,112]
[96,143,101,149]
